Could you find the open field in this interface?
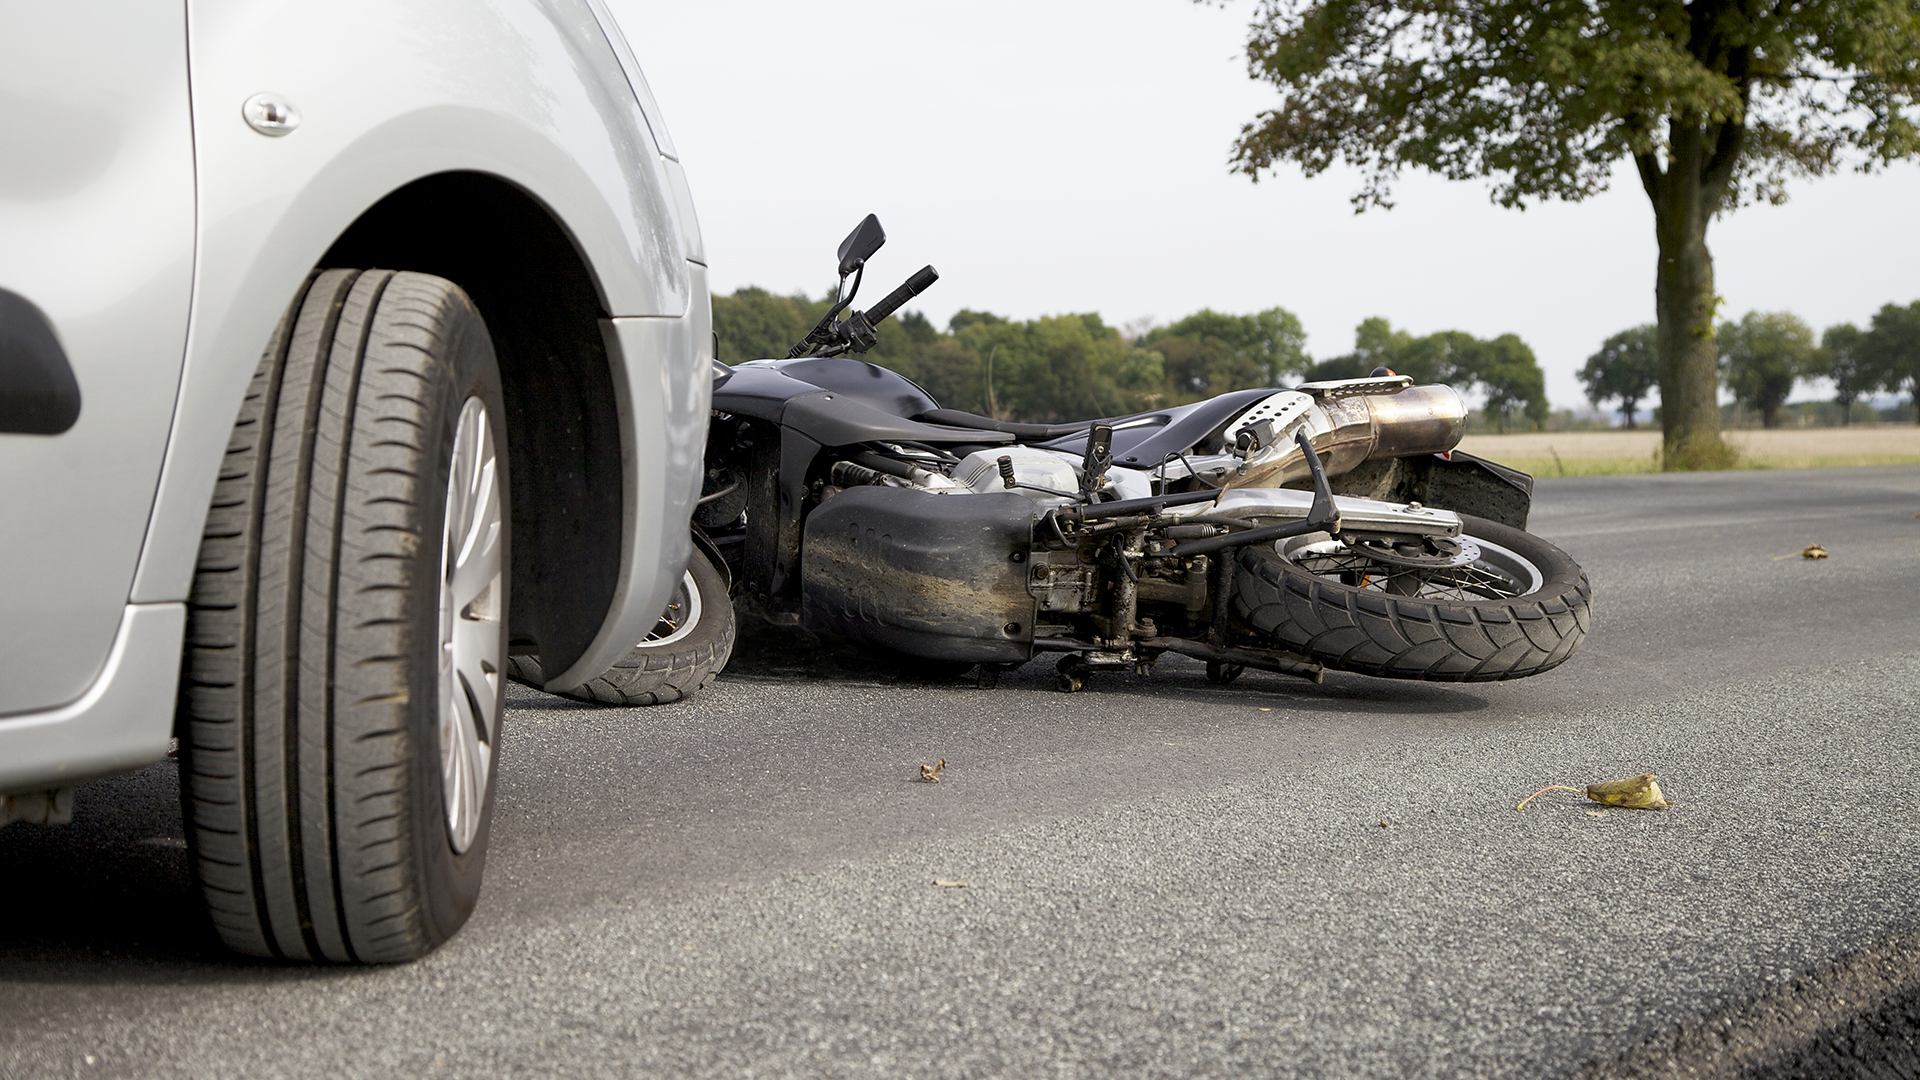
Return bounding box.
[1458,424,1920,476]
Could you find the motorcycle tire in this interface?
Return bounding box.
[1231,513,1589,682]
[506,546,734,705]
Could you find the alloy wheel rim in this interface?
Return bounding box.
[439,396,503,854]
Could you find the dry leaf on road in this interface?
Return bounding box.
[934,879,968,888]
[1517,772,1672,811]
[919,759,945,783]
[1586,772,1671,809]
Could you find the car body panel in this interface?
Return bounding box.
[133,0,692,608]
[0,4,196,715]
[0,605,183,792]
[1,0,708,788]
[552,268,711,689]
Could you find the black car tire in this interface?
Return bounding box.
[178,269,510,963]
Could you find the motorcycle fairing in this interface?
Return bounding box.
[801,485,1036,663]
[713,361,1013,447]
[1034,388,1280,466]
[717,359,1016,598]
[769,358,939,418]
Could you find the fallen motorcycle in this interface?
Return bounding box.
[522,215,1591,700]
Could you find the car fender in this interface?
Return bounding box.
[131,0,707,688]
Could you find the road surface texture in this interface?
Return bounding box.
[3,466,1917,1079]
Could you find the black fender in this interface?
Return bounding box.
[801,486,1036,663]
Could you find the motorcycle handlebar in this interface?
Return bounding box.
[862,264,939,327]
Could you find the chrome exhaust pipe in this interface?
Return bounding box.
[1221,382,1466,490]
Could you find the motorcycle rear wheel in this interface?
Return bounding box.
[1232,514,1589,682]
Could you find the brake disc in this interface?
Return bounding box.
[1341,533,1481,569]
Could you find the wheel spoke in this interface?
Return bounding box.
[438,397,502,854]
[1288,535,1532,601]
[452,609,500,743]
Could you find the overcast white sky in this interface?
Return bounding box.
[607,0,1920,414]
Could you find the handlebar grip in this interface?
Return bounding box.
[862,264,939,327]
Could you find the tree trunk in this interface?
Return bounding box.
[1640,123,1739,470]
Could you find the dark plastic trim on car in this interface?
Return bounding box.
[0,289,81,435]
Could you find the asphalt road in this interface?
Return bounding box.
[4,466,1917,1079]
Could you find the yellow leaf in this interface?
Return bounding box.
[1586,773,1671,810]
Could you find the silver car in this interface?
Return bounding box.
[0,0,712,961]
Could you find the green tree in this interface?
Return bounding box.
[1718,311,1815,428]
[952,312,1163,422]
[1580,325,1660,428]
[1298,355,1370,381]
[1220,0,1920,468]
[948,309,1008,334]
[1141,307,1312,391]
[1820,322,1874,425]
[1151,332,1264,398]
[1861,299,1920,423]
[1457,333,1551,432]
[1305,318,1547,428]
[711,287,831,363]
[1309,317,1460,383]
[896,337,986,415]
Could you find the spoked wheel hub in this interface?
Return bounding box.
[1281,530,1544,602]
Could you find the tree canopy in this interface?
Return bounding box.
[711,289,1548,428]
[1139,308,1312,395]
[1861,299,1920,422]
[1818,322,1874,424]
[1718,310,1816,428]
[1218,0,1920,465]
[1300,317,1549,430]
[1580,325,1660,428]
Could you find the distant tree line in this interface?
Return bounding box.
[1581,300,1920,428]
[712,288,1552,430]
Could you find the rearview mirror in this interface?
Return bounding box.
[837,214,886,277]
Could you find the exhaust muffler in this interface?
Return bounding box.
[1220,378,1466,490]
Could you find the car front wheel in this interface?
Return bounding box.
[178,269,509,962]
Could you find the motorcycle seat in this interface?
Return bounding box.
[914,408,1090,441]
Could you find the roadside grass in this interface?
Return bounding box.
[1493,452,1920,478]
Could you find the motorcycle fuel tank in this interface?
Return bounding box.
[802,486,1036,663]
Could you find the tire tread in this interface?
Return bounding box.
[505,554,734,707]
[1232,514,1591,683]
[180,270,503,964]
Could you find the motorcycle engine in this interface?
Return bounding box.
[952,447,1079,500]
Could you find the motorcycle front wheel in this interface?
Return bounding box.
[1232,514,1590,682]
[507,546,735,705]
